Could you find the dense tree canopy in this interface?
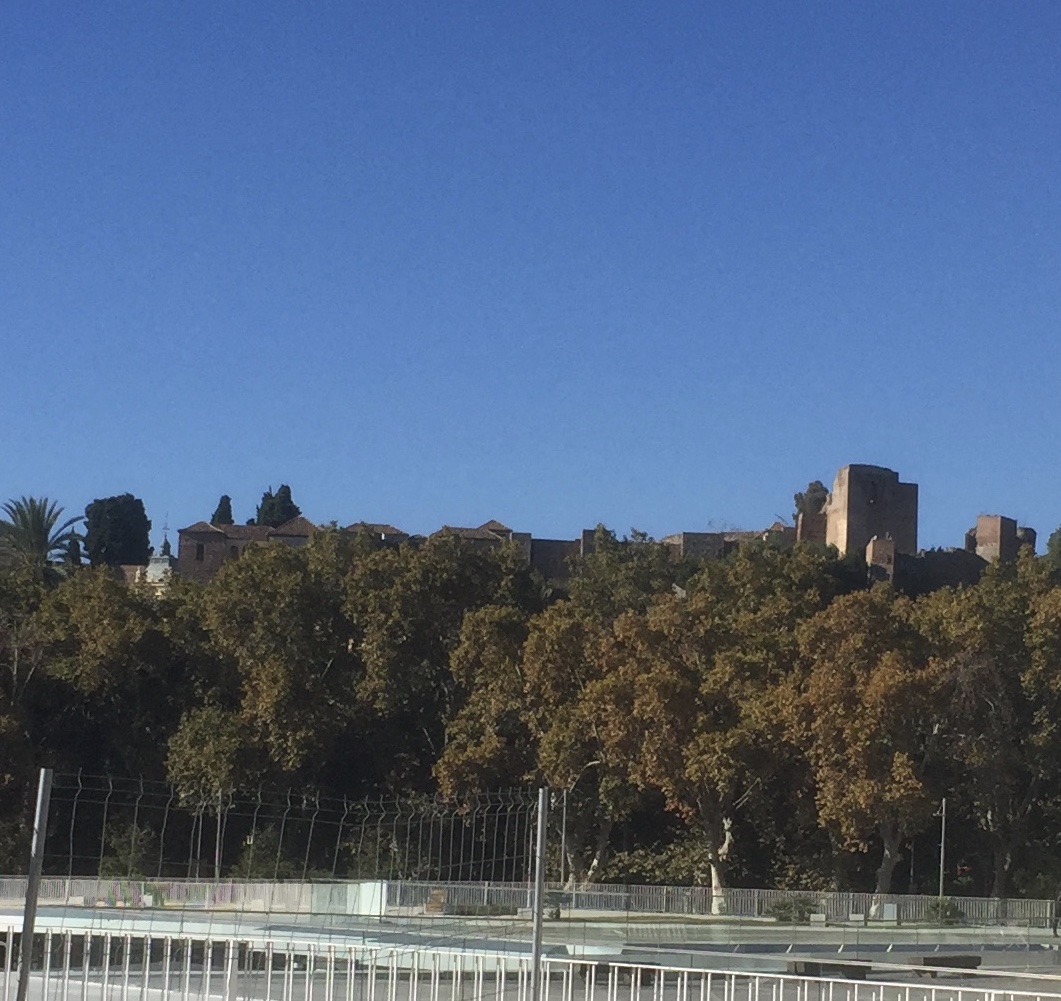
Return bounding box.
[252,485,300,528]
[211,495,234,525]
[2,517,1061,895]
[794,480,829,519]
[794,587,940,894]
[84,494,151,567]
[1045,525,1061,571]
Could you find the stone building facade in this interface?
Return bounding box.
[432,522,599,579]
[177,517,601,585]
[171,465,1038,589]
[176,517,316,584]
[660,522,795,561]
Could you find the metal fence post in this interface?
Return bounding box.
[530,788,548,1001]
[16,769,53,1001]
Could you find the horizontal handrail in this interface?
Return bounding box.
[0,925,1058,1001]
[0,875,1052,926]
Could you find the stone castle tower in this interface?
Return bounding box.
[798,465,1035,582]
[825,464,918,556]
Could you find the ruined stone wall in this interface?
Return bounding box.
[968,515,1037,562]
[866,535,896,582]
[530,538,581,580]
[973,515,1019,563]
[796,511,827,544]
[660,532,729,560]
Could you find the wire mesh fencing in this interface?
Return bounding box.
[42,774,539,886]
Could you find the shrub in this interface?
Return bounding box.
[926,898,965,925]
[769,895,816,924]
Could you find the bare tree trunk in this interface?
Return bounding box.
[582,819,612,884]
[564,818,613,887]
[874,822,903,896]
[990,843,1012,899]
[707,816,733,915]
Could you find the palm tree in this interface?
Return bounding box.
[0,496,84,571]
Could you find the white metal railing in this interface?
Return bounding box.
[0,876,1053,927]
[1,926,1059,1001]
[387,880,1053,926]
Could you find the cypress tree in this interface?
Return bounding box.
[254,485,301,528]
[211,495,234,525]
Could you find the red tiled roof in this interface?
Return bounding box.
[221,524,274,541]
[269,516,317,537]
[179,521,225,534]
[478,520,512,534]
[433,526,505,542]
[179,518,318,541]
[178,522,273,541]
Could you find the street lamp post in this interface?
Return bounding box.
[937,797,947,900]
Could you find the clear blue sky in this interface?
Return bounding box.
[3,2,1060,549]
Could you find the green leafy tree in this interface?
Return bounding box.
[168,705,265,801]
[98,819,158,878]
[35,567,187,776]
[918,554,1061,897]
[793,481,829,520]
[438,598,639,884]
[597,545,866,904]
[1044,525,1061,571]
[348,533,540,791]
[0,497,83,575]
[196,532,358,778]
[435,605,534,796]
[522,602,642,883]
[228,824,313,880]
[793,586,942,894]
[253,485,300,528]
[211,495,234,525]
[84,494,151,567]
[63,537,83,569]
[0,566,48,711]
[0,567,40,870]
[566,525,693,619]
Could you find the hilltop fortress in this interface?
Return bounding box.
[172,464,1036,592]
[794,464,1035,589]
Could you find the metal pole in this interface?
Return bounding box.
[529,787,548,1001]
[214,790,223,880]
[938,797,947,900]
[559,790,567,889]
[17,768,53,1001]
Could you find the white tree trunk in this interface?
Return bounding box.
[708,815,733,915]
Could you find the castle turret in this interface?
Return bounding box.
[824,465,918,557]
